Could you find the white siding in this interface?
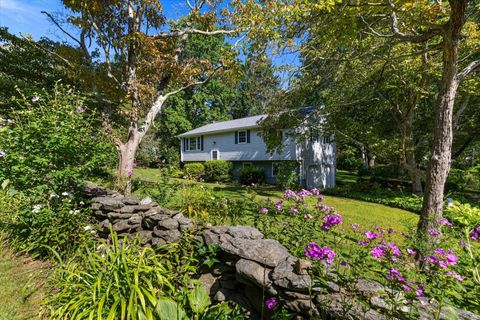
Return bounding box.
[301,138,336,189]
[181,130,297,162]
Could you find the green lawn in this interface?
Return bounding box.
[0,246,46,320]
[133,168,418,234]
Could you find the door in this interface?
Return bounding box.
[306,164,322,189]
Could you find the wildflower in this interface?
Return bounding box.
[0,125,3,129]
[283,189,297,199]
[416,289,425,297]
[32,204,42,213]
[397,276,405,282]
[387,243,401,257]
[76,106,85,113]
[316,203,329,211]
[407,249,416,255]
[446,271,463,282]
[304,213,313,220]
[31,96,40,102]
[84,225,92,231]
[304,242,336,264]
[316,194,325,201]
[297,189,312,198]
[428,256,438,264]
[446,253,458,266]
[310,188,320,195]
[436,217,453,227]
[79,201,84,205]
[322,214,342,230]
[49,192,59,199]
[265,297,277,310]
[127,169,133,177]
[61,191,70,196]
[403,285,413,291]
[340,260,348,267]
[364,231,379,239]
[370,245,386,260]
[428,228,440,237]
[290,207,298,215]
[69,209,80,215]
[0,150,5,157]
[259,208,269,214]
[350,223,359,230]
[469,226,480,242]
[274,201,283,212]
[390,268,400,275]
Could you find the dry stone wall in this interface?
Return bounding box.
[85,183,478,320]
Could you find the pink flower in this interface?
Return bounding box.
[388,243,401,256]
[322,214,343,230]
[407,249,416,255]
[304,242,336,264]
[31,96,39,102]
[297,189,312,198]
[389,268,399,275]
[446,253,458,266]
[350,223,360,230]
[290,207,298,215]
[265,297,277,310]
[364,231,379,239]
[310,188,320,195]
[371,245,386,260]
[283,189,297,199]
[436,217,453,227]
[446,271,463,282]
[416,289,425,297]
[469,226,480,242]
[403,285,413,291]
[259,208,269,214]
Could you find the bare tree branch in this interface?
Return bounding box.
[20,35,74,68]
[457,59,480,82]
[164,66,223,99]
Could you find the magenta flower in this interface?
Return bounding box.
[364,231,379,239]
[283,189,297,199]
[322,214,343,230]
[416,289,425,297]
[265,297,277,310]
[290,207,298,215]
[387,243,401,257]
[316,194,325,201]
[297,189,312,198]
[310,188,320,195]
[469,226,480,242]
[403,284,413,291]
[407,249,416,255]
[428,228,440,237]
[259,208,269,214]
[371,245,386,260]
[436,217,453,227]
[390,268,400,275]
[274,199,283,212]
[304,242,336,264]
[446,271,463,282]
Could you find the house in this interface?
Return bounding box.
[178,114,336,189]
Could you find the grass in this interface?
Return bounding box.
[132,167,418,234]
[0,245,47,320]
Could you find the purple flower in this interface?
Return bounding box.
[446,253,458,266]
[470,226,480,242]
[428,256,437,264]
[388,243,401,256]
[416,289,425,297]
[340,260,348,267]
[316,194,325,201]
[265,297,277,310]
[434,248,446,255]
[390,268,400,275]
[371,245,386,260]
[304,242,336,264]
[322,214,343,230]
[0,125,3,129]
[428,228,441,237]
[31,96,39,102]
[283,189,297,199]
[364,231,379,239]
[436,217,453,227]
[310,188,320,195]
[403,284,413,291]
[407,249,416,255]
[290,207,298,215]
[446,271,463,282]
[397,276,405,282]
[350,223,360,230]
[297,189,312,198]
[259,208,269,214]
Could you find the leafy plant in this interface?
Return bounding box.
[274,161,299,190]
[204,160,233,182]
[184,163,205,181]
[238,166,265,185]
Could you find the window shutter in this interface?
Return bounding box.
[247,130,251,143]
[183,138,186,151]
[235,131,238,144]
[201,136,204,151]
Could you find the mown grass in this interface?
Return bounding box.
[0,246,47,320]
[133,167,418,234]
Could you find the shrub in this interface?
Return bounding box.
[204,160,233,182]
[274,162,299,190]
[0,84,113,195]
[184,163,205,181]
[446,167,480,192]
[0,188,92,258]
[238,166,265,185]
[444,202,480,228]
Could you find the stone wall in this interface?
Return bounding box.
[85,184,478,320]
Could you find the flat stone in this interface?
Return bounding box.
[94,210,107,218]
[112,220,131,232]
[295,259,312,275]
[120,205,137,213]
[198,273,219,295]
[142,207,162,217]
[214,289,227,302]
[235,259,275,294]
[157,218,179,230]
[227,226,263,239]
[122,195,140,205]
[92,197,125,210]
[143,214,170,229]
[133,204,152,212]
[153,228,182,242]
[108,212,133,219]
[272,256,311,292]
[140,197,153,205]
[203,229,221,246]
[284,299,318,315]
[218,235,291,267]
[210,226,229,234]
[128,214,142,225]
[134,230,153,244]
[91,202,102,210]
[355,278,386,297]
[151,237,166,247]
[98,219,112,233]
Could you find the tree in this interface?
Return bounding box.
[46,0,237,193]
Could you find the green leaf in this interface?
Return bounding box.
[155,298,186,320]
[188,285,211,314]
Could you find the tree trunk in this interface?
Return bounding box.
[117,134,141,194]
[418,0,466,242]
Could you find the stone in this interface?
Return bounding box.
[94,210,107,218]
[284,299,318,315]
[112,220,131,232]
[203,229,221,246]
[123,195,140,205]
[214,289,227,302]
[218,235,291,267]
[151,237,166,247]
[198,273,219,295]
[218,278,237,290]
[142,207,162,217]
[140,197,153,205]
[282,291,312,300]
[355,278,387,297]
[92,202,102,210]
[143,214,170,229]
[271,256,311,292]
[120,205,137,213]
[128,214,142,225]
[210,226,229,234]
[92,197,125,211]
[235,259,275,293]
[135,230,153,244]
[153,228,182,242]
[133,204,153,212]
[98,219,112,233]
[227,226,263,239]
[156,218,179,230]
[108,212,133,219]
[295,259,312,275]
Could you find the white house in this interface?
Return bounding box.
[178,114,336,189]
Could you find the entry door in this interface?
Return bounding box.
[306,165,322,189]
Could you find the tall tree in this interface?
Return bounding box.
[46,0,237,193]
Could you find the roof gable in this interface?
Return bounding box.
[178,114,266,137]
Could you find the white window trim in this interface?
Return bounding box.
[238,130,247,144]
[187,137,200,151]
[211,149,220,160]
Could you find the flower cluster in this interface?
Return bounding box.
[322,214,343,230]
[386,268,426,297]
[370,242,401,261]
[428,248,458,269]
[265,297,277,310]
[436,217,453,227]
[470,226,480,242]
[304,242,336,264]
[259,207,269,214]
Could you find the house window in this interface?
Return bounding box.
[186,137,201,151]
[211,150,219,160]
[272,162,281,177]
[238,130,247,144]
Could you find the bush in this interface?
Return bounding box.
[0,84,113,195]
[184,163,205,181]
[446,167,480,192]
[238,166,265,185]
[204,160,233,182]
[444,202,480,228]
[274,161,299,190]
